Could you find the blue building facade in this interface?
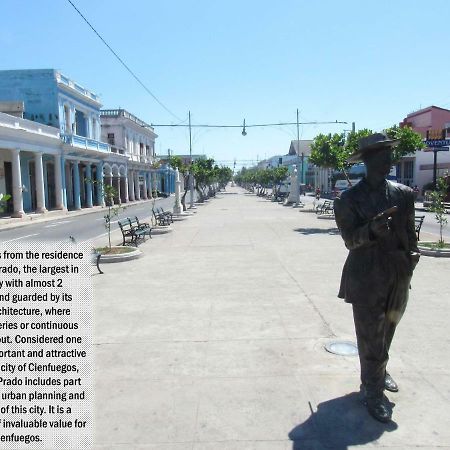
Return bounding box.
[0,69,169,217]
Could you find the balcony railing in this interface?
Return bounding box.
[101,108,153,130]
[56,72,100,102]
[61,134,110,152]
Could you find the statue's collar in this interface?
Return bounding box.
[360,177,388,193]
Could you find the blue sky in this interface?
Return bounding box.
[2,0,449,170]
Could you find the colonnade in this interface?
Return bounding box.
[6,148,171,218]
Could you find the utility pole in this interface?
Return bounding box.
[188,110,195,208]
[297,108,304,185]
[189,110,192,164]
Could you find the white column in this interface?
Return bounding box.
[128,171,135,201]
[148,173,153,199]
[116,176,121,205]
[34,152,47,213]
[123,175,129,203]
[10,148,25,218]
[53,154,65,210]
[134,172,140,200]
[85,164,93,208]
[142,174,148,200]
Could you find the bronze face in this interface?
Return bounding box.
[363,148,393,182]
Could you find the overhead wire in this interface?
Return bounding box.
[65,0,183,122]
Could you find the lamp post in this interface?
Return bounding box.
[189,111,195,208]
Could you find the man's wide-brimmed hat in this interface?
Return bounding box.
[347,133,399,163]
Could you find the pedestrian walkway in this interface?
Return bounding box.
[93,186,450,449]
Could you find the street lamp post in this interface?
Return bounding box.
[189,111,195,209]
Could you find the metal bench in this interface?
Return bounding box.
[118,218,147,246]
[414,215,425,241]
[152,209,171,226]
[316,200,334,215]
[91,249,103,274]
[157,207,173,223]
[133,216,152,240]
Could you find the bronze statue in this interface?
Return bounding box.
[334,133,420,423]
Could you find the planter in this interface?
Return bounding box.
[418,242,450,258]
[95,246,142,263]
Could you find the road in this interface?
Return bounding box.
[0,196,177,244]
[0,193,448,244]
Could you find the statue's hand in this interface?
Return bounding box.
[410,251,420,271]
[370,215,392,238]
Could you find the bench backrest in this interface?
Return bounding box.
[118,218,131,230]
[414,215,425,229]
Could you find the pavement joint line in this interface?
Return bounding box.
[267,232,336,339]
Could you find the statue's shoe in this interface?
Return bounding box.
[366,397,392,423]
[385,373,399,392]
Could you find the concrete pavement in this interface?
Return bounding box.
[93,186,450,449]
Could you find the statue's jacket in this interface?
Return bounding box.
[334,179,419,307]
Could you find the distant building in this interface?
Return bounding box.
[399,105,450,191]
[100,108,161,201]
[0,69,165,217]
[256,140,331,192]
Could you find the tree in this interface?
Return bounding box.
[310,126,424,186]
[86,179,125,250]
[190,158,216,202]
[0,193,11,213]
[429,176,448,247]
[216,166,233,190]
[269,166,288,199]
[385,125,425,162]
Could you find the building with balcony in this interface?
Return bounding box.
[399,105,450,191]
[100,109,161,199]
[0,69,151,216]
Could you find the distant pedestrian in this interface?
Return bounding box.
[315,188,321,200]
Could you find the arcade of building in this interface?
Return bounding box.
[0,69,175,218]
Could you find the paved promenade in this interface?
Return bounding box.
[93,186,450,450]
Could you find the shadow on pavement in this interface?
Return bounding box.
[294,227,340,235]
[288,392,397,450]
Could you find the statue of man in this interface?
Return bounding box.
[334,133,420,423]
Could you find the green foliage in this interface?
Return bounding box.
[86,178,125,249]
[310,130,373,173]
[309,133,344,170]
[429,176,448,245]
[0,193,11,213]
[234,166,288,190]
[385,125,425,162]
[216,166,233,188]
[168,155,188,175]
[310,126,424,184]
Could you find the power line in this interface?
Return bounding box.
[65,0,182,122]
[149,120,347,128]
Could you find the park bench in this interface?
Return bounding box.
[133,216,152,240]
[414,215,425,241]
[316,200,334,215]
[276,192,288,202]
[152,209,171,226]
[91,249,103,274]
[157,207,173,223]
[118,218,147,246]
